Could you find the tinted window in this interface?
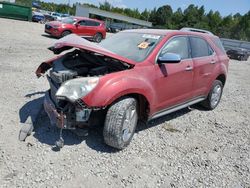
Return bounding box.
[85,20,100,26]
[78,20,86,26]
[160,36,189,59]
[190,37,214,58]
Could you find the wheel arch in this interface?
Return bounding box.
[61,30,72,37]
[111,93,150,122]
[216,74,226,86]
[95,32,103,37]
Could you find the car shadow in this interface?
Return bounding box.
[41,34,58,39]
[19,94,200,153]
[19,95,117,153]
[19,96,84,150]
[136,107,191,132]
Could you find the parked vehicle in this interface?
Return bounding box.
[32,11,45,23]
[33,28,229,150]
[226,48,250,61]
[43,14,55,23]
[50,12,69,21]
[45,17,106,42]
[32,11,55,23]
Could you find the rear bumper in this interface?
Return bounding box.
[44,91,66,128]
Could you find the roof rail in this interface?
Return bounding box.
[180,27,214,35]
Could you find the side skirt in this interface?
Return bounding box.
[149,96,206,120]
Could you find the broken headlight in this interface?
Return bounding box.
[56,77,99,102]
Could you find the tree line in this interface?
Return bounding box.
[15,0,250,41]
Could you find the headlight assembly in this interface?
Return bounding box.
[56,77,99,102]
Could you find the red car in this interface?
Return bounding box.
[34,28,229,149]
[45,16,106,42]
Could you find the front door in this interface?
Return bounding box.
[154,36,194,112]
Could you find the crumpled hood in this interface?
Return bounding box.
[49,34,137,65]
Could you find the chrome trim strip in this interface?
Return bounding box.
[149,96,206,120]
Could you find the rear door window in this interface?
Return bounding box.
[190,37,214,58]
[212,37,226,53]
[85,20,100,26]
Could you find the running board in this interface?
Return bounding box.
[149,97,206,120]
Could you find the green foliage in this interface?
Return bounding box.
[15,0,32,7]
[33,0,250,41]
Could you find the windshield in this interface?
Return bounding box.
[99,32,163,62]
[62,17,76,24]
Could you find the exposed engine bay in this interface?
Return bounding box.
[49,49,130,84]
[44,49,131,130]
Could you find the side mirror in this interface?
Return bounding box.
[157,53,181,64]
[74,23,80,27]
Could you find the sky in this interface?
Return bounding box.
[43,0,250,16]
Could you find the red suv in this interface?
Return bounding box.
[34,28,229,149]
[45,16,106,42]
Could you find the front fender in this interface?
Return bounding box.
[82,75,155,110]
[35,55,63,77]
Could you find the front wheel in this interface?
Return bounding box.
[61,30,71,37]
[103,98,138,149]
[201,80,223,110]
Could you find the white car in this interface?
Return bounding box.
[50,12,69,21]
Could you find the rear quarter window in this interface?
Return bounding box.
[212,37,226,54]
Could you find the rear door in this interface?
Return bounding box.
[154,36,194,112]
[85,20,100,36]
[190,36,218,97]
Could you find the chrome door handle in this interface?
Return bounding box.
[185,66,193,71]
[210,60,216,64]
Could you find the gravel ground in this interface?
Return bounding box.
[0,18,249,188]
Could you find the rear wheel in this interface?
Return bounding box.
[201,80,223,110]
[94,33,103,43]
[103,98,138,149]
[61,30,71,37]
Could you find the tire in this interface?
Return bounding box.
[201,80,223,110]
[94,33,103,43]
[103,98,138,149]
[244,55,249,61]
[240,55,244,61]
[61,30,71,37]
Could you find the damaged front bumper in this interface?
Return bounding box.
[44,91,66,128]
[44,91,92,129]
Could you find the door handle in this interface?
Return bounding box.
[210,60,216,64]
[185,66,193,71]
